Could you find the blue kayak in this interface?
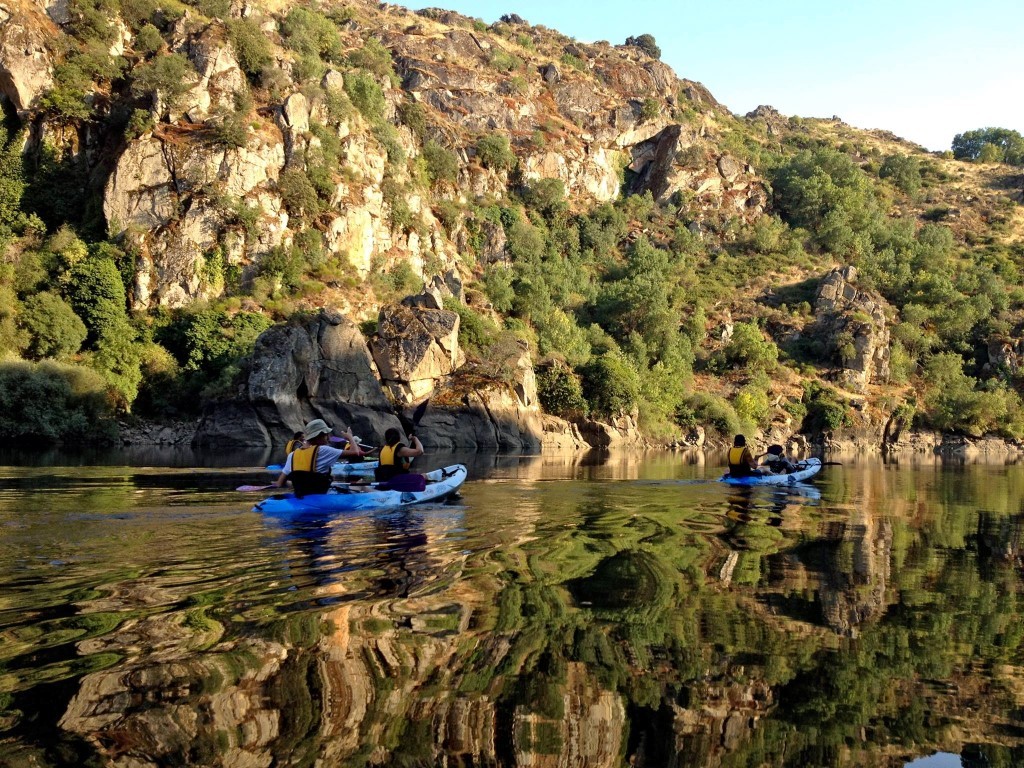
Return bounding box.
[267,460,379,478]
[254,465,467,518]
[720,458,823,486]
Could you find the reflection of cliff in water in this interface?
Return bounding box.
[38,469,1024,766]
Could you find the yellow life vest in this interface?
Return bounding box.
[285,439,301,455]
[290,446,320,473]
[379,444,409,469]
[728,447,747,466]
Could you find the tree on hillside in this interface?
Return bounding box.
[951,127,1024,165]
[624,34,661,60]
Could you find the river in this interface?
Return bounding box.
[0,449,1022,767]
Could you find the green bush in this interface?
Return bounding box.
[879,153,922,197]
[0,359,116,442]
[227,18,273,78]
[347,38,395,78]
[134,24,164,57]
[537,364,588,418]
[580,353,641,417]
[422,141,460,188]
[724,322,779,371]
[475,134,516,171]
[19,292,87,359]
[281,7,343,62]
[278,169,321,218]
[63,256,127,345]
[488,50,522,72]
[130,53,198,110]
[676,392,740,437]
[624,34,661,59]
[801,380,851,433]
[344,70,386,122]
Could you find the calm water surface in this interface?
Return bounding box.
[1,450,1023,767]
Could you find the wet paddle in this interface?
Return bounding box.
[237,484,276,492]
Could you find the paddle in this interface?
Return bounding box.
[237,484,276,492]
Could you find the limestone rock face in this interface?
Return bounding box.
[814,266,892,393]
[371,304,466,403]
[0,0,55,114]
[194,310,399,447]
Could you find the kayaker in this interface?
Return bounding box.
[375,427,424,482]
[727,434,763,478]
[274,419,365,496]
[761,444,796,474]
[284,431,306,456]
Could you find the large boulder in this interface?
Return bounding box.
[371,304,466,403]
[194,310,400,447]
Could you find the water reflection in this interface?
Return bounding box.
[2,452,1024,766]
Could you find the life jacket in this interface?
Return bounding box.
[288,446,331,497]
[375,442,411,482]
[284,439,302,455]
[728,446,753,477]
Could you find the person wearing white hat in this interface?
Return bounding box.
[273,419,365,496]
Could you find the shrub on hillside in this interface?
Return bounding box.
[537,364,588,419]
[879,153,922,197]
[675,392,740,437]
[580,353,641,417]
[800,381,851,433]
[0,360,117,442]
[724,322,778,371]
[19,292,87,360]
[475,135,516,171]
[63,256,128,345]
[227,18,273,78]
[624,34,661,59]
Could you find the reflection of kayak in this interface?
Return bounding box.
[267,460,380,477]
[720,458,823,486]
[254,465,467,517]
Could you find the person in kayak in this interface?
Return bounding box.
[284,431,306,456]
[375,427,424,482]
[727,434,764,478]
[761,444,797,474]
[274,419,365,496]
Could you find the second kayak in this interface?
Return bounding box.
[720,458,823,486]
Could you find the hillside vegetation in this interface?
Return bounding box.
[0,0,1022,447]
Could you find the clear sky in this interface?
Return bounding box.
[419,0,1024,151]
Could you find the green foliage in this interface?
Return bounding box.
[772,148,881,256]
[0,124,26,239]
[134,24,164,57]
[483,265,516,313]
[278,169,321,219]
[344,70,386,122]
[131,53,198,110]
[733,371,773,431]
[951,127,1024,165]
[540,364,589,417]
[878,153,922,197]
[580,353,641,417]
[0,359,116,442]
[725,322,779,371]
[488,50,522,72]
[421,141,460,188]
[227,18,273,78]
[475,134,516,171]
[676,391,740,437]
[559,53,586,72]
[63,256,127,346]
[624,34,661,59]
[801,381,852,433]
[921,353,1024,438]
[519,178,567,219]
[281,7,343,62]
[19,292,87,360]
[347,38,395,78]
[397,100,426,139]
[639,98,660,122]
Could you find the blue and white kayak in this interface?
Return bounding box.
[720,458,822,486]
[254,465,467,518]
[266,460,380,478]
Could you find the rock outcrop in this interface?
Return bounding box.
[813,266,891,393]
[0,0,55,115]
[194,309,401,447]
[371,303,465,403]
